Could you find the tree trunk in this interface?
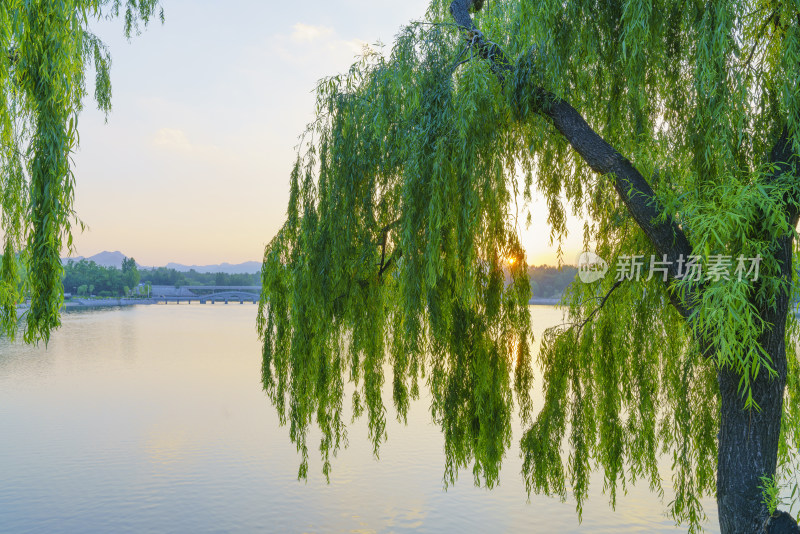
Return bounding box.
[717,236,793,534]
[717,347,786,533]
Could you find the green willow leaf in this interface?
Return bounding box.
[0,0,162,342]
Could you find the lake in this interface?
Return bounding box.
[0,304,718,532]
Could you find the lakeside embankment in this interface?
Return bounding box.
[14,299,157,312]
[15,296,563,311]
[64,298,157,308]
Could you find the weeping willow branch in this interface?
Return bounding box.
[1,141,24,159]
[377,218,401,279]
[574,279,625,337]
[379,248,402,278]
[449,0,696,318]
[744,10,779,72]
[547,279,626,340]
[449,0,511,83]
[449,45,473,74]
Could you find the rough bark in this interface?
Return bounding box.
[717,232,791,534]
[766,511,800,533]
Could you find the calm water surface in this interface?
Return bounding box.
[0,304,718,533]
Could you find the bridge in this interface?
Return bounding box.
[149,285,260,304]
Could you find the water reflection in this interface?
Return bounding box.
[0,304,718,532]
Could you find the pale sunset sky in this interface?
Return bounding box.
[71,0,585,267]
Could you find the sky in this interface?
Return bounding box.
[70,0,586,267]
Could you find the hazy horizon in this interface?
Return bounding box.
[67,0,587,267]
[62,248,580,271]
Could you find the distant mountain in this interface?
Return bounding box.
[61,250,260,274]
[163,261,261,274]
[63,250,130,269]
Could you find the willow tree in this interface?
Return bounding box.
[0,0,162,342]
[258,0,800,532]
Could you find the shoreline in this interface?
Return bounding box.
[15,297,563,311]
[14,299,158,312]
[64,298,157,309]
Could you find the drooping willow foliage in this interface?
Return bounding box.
[0,0,162,343]
[259,0,800,530]
[260,23,535,485]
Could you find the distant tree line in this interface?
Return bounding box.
[62,259,260,297]
[61,256,572,300]
[62,257,141,297]
[527,265,578,299]
[139,267,259,287]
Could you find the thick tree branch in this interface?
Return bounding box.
[449,0,511,83]
[449,0,695,318]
